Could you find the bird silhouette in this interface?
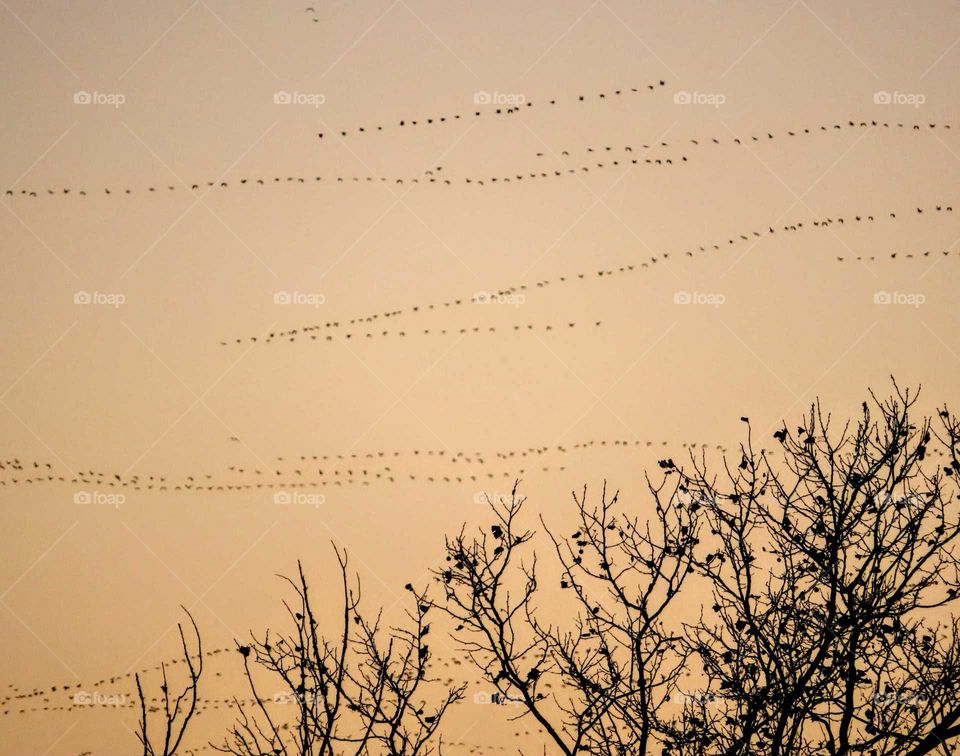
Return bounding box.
[221,198,942,349]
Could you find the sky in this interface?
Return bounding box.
[1,0,959,753]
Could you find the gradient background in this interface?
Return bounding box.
[1,1,959,752]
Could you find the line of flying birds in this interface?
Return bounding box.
[8,118,958,200]
[316,80,668,139]
[0,439,740,492]
[221,202,956,347]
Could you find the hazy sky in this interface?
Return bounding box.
[1,1,959,753]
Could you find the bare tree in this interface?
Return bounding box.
[136,608,202,756]
[543,478,700,754]
[436,475,698,755]
[133,384,960,756]
[663,382,960,755]
[216,546,464,755]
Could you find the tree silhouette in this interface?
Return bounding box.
[663,383,960,755]
[215,546,464,755]
[135,608,202,756]
[435,474,698,755]
[135,384,960,756]
[437,385,960,755]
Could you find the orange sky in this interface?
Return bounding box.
[1,1,959,753]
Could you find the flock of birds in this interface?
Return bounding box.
[5,655,528,756]
[836,248,959,263]
[9,438,952,495]
[219,320,606,347]
[316,80,668,139]
[221,201,956,347]
[541,118,960,159]
[5,65,960,753]
[4,641,502,711]
[0,439,735,493]
[1,156,681,197]
[2,80,677,198]
[7,118,960,200]
[5,637,549,755]
[2,646,234,714]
